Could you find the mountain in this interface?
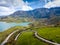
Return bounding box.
[0,7,60,19]
[10,8,49,18]
[49,7,60,16]
[0,7,60,25]
[9,7,60,19]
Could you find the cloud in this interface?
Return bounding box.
[13,0,33,11]
[0,1,7,4]
[0,0,33,16]
[0,6,15,16]
[44,0,60,8]
[21,4,33,11]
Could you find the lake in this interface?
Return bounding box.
[0,22,30,32]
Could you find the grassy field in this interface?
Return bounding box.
[15,31,48,45]
[35,27,60,43]
[0,25,60,45]
[0,26,28,43]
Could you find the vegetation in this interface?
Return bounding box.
[0,17,35,23]
[0,26,28,43]
[0,17,26,23]
[0,24,60,45]
[15,31,48,45]
[0,16,60,45]
[5,30,21,45]
[35,27,60,43]
[49,16,60,27]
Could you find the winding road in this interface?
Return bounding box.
[1,30,19,45]
[1,30,60,45]
[34,31,60,45]
[15,33,21,41]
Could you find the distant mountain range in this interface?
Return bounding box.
[9,7,60,19]
[0,7,60,19]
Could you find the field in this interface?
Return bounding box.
[0,26,28,43]
[15,31,48,45]
[36,27,60,43]
[0,26,60,45]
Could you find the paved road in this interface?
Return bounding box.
[34,31,60,45]
[1,30,19,45]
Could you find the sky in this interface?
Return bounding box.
[0,0,60,16]
[44,0,60,8]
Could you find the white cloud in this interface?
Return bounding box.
[22,5,32,11]
[0,0,33,16]
[13,0,33,11]
[44,0,60,8]
[0,6,15,16]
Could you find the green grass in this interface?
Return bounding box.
[36,27,60,43]
[5,30,21,45]
[16,31,48,45]
[0,25,60,45]
[0,26,28,43]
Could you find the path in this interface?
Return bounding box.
[34,31,60,45]
[15,33,21,40]
[1,30,60,45]
[1,30,19,45]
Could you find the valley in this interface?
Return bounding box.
[0,7,60,45]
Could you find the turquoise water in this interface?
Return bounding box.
[0,22,30,32]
